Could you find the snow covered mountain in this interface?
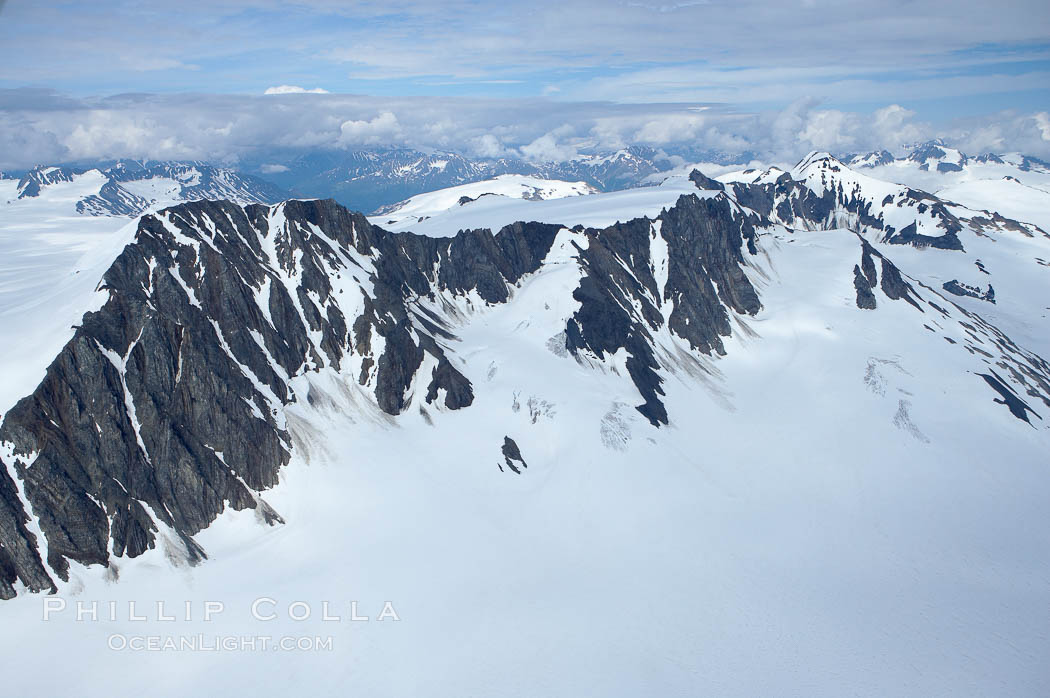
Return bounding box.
[850,139,1050,179]
[246,146,671,213]
[10,161,289,217]
[846,141,1050,223]
[1,153,1049,695]
[718,152,1050,351]
[372,175,598,229]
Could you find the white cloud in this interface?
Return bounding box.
[471,134,508,158]
[1033,112,1050,142]
[798,110,857,151]
[871,104,923,152]
[337,111,401,146]
[264,85,330,95]
[260,163,289,173]
[520,127,579,162]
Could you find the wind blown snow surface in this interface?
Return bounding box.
[1,164,1049,697]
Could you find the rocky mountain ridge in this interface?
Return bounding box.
[2,152,1049,599]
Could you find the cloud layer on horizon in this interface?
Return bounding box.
[1,89,1048,172]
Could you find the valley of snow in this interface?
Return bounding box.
[2,155,1050,697]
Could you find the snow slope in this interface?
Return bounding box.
[936,177,1050,233]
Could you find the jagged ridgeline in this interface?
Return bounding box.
[0,191,763,598]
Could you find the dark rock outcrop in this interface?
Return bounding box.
[689,170,725,191]
[500,437,527,474]
[0,199,560,592]
[979,372,1040,424]
[77,180,151,216]
[566,193,761,425]
[942,280,995,304]
[853,266,877,309]
[878,257,924,311]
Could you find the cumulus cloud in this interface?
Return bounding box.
[264,85,330,95]
[797,110,857,152]
[337,111,402,146]
[632,113,707,144]
[946,111,1050,157]
[0,114,68,169]
[1033,112,1050,142]
[520,127,580,162]
[471,133,508,159]
[871,104,923,151]
[0,0,1046,176]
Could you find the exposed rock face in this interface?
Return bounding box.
[15,166,79,198]
[942,279,996,304]
[860,241,879,287]
[0,452,55,596]
[77,180,152,216]
[566,194,761,425]
[688,170,725,191]
[848,150,895,168]
[718,155,969,251]
[500,437,527,474]
[883,202,963,250]
[8,152,1046,601]
[853,266,877,309]
[719,153,1050,256]
[878,256,924,311]
[0,192,765,596]
[979,372,1040,424]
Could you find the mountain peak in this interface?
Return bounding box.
[792,151,847,176]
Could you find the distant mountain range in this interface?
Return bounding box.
[8,141,1050,220]
[846,139,1050,174]
[236,145,675,213]
[5,161,289,216]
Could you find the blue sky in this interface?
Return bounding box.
[0,0,1047,167]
